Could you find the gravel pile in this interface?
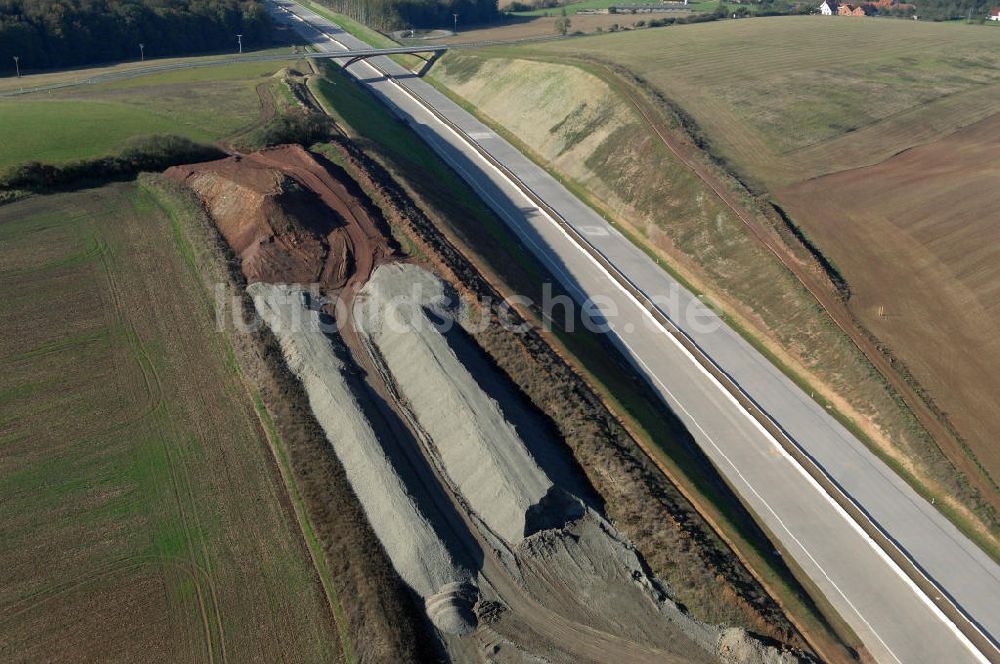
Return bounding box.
[249,282,478,635]
[353,264,577,545]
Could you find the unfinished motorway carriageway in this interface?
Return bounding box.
[273,2,1000,662]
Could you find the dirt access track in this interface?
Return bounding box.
[166,144,394,297]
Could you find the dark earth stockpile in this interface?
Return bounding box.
[166,146,393,291]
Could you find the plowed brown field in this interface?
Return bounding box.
[776,112,1000,490]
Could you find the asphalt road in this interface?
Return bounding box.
[271,2,1000,661]
[0,37,574,98]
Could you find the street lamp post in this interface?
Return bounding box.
[452,13,459,34]
[139,43,144,62]
[236,34,243,55]
[13,55,20,78]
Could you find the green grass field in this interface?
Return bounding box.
[0,100,216,172]
[0,57,294,172]
[512,16,1000,186]
[0,184,339,662]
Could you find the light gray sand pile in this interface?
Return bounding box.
[353,263,572,545]
[248,282,478,634]
[717,627,806,664]
[512,509,810,664]
[517,509,719,651]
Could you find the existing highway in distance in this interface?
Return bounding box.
[269,1,1000,661]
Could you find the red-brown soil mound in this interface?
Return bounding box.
[166,144,393,291]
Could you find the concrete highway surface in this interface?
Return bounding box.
[270,1,1000,661]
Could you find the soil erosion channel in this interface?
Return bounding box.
[167,144,806,664]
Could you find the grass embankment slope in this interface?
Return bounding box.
[312,62,860,660]
[0,53,293,172]
[0,184,339,662]
[428,17,1000,559]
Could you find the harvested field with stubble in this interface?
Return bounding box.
[0,185,340,662]
[522,16,1000,188]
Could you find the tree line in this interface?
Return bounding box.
[312,0,499,31]
[1,0,270,73]
[909,0,995,20]
[1,135,225,191]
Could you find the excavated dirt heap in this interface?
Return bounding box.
[354,265,811,664]
[166,144,392,291]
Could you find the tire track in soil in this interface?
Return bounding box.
[0,554,219,629]
[218,81,278,152]
[97,218,223,664]
[124,204,233,664]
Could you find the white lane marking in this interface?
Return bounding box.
[578,225,609,237]
[288,7,991,663]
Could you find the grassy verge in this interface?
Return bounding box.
[145,177,357,663]
[300,0,398,47]
[0,46,290,93]
[250,393,357,664]
[311,60,861,659]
